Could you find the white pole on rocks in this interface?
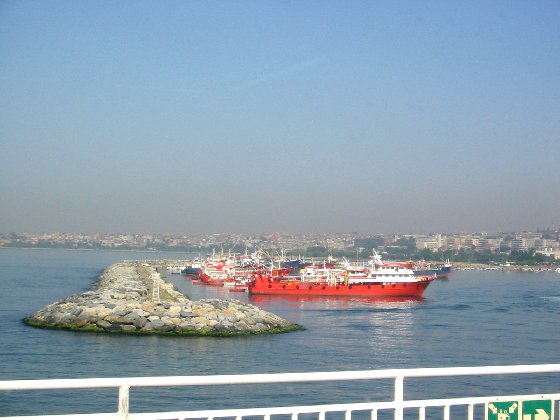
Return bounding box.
[152,274,160,303]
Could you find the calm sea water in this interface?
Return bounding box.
[0,248,559,417]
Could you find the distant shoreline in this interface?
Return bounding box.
[2,247,558,273]
[452,262,559,272]
[0,246,189,253]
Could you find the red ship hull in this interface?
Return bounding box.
[248,273,433,297]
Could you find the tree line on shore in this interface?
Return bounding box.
[299,238,557,266]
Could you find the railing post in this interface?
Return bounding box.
[118,385,130,420]
[394,375,404,420]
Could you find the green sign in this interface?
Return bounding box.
[487,401,520,420]
[521,400,553,420]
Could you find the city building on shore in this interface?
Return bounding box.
[1,229,559,260]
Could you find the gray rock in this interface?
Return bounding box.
[133,317,148,328]
[120,325,137,332]
[96,320,112,329]
[146,319,165,330]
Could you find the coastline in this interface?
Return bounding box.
[2,248,557,273]
[451,262,560,272]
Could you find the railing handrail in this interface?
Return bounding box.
[2,363,559,420]
[130,393,560,420]
[2,363,560,391]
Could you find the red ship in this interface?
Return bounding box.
[248,251,435,297]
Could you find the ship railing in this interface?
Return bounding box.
[1,364,559,420]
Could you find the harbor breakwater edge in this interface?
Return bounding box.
[24,261,301,336]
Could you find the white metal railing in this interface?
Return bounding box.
[1,364,559,420]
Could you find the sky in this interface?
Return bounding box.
[1,1,559,235]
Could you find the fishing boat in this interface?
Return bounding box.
[222,269,256,291]
[248,250,435,297]
[167,265,187,274]
[193,250,273,288]
[405,260,453,279]
[432,262,452,279]
[181,266,202,279]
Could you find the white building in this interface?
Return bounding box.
[415,234,444,251]
[536,247,560,260]
[510,238,527,252]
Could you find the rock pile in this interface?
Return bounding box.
[24,262,300,336]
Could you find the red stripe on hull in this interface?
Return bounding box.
[249,277,432,297]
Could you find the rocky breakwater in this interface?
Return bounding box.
[24,261,300,336]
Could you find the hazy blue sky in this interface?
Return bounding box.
[1,1,559,235]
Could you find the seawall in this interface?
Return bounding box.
[24,261,301,336]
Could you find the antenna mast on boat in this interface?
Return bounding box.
[370,248,383,265]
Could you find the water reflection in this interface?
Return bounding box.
[172,274,423,348]
[363,298,418,366]
[249,294,424,307]
[170,273,424,373]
